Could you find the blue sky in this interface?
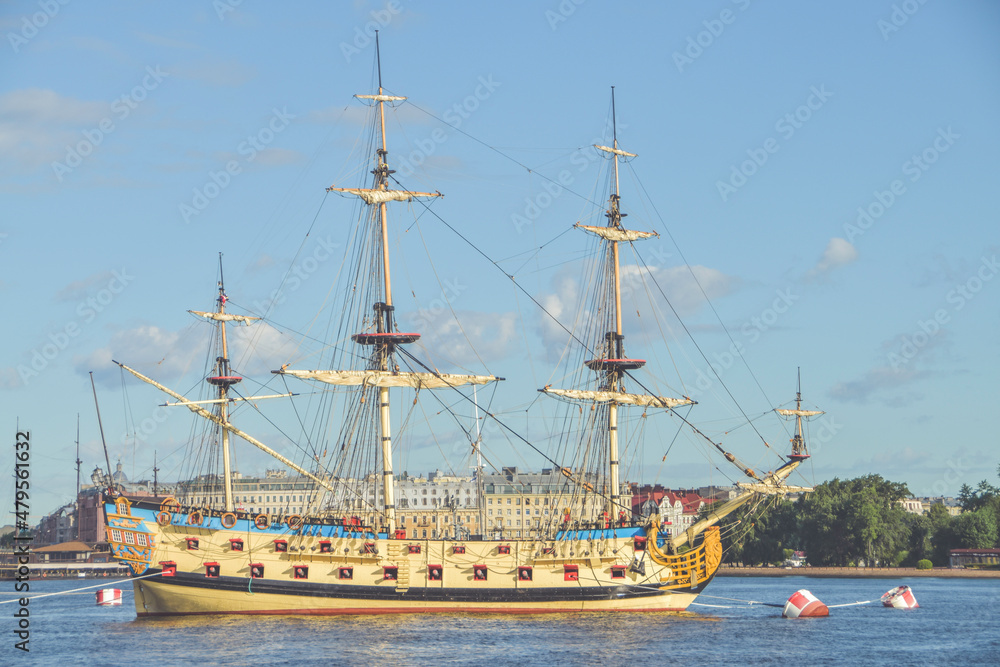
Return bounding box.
[2,0,999,519]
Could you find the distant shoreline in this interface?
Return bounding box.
[717,566,1000,578]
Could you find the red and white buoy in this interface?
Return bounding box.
[782,589,830,618]
[95,588,122,606]
[881,585,918,609]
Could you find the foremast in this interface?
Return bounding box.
[187,255,260,512]
[541,89,693,521]
[774,367,823,461]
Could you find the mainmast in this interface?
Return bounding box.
[275,34,498,536]
[373,33,398,535]
[600,88,630,519]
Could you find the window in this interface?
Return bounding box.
[110,529,122,542]
[338,567,353,580]
[362,542,376,554]
[274,539,288,552]
[634,537,647,552]
[186,537,199,550]
[453,545,466,554]
[229,538,244,552]
[428,564,443,581]
[383,566,398,581]
[319,541,332,553]
[294,566,309,580]
[473,565,488,581]
[136,533,147,547]
[205,562,220,578]
[408,545,421,554]
[160,561,177,577]
[250,563,264,578]
[123,532,135,545]
[611,566,626,579]
[497,545,510,555]
[564,564,579,581]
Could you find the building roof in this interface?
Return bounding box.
[33,541,93,553]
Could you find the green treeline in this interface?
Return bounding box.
[716,466,1000,567]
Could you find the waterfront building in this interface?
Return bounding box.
[630,485,712,539]
[949,548,1000,568]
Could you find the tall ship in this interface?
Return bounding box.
[104,39,808,616]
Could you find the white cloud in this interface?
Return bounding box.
[407,308,517,371]
[537,262,737,361]
[54,270,118,303]
[77,319,298,388]
[806,237,858,279]
[78,325,199,386]
[0,89,111,173]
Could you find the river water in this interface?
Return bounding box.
[3,575,998,665]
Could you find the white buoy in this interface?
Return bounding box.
[782,589,830,618]
[96,588,122,606]
[881,585,918,609]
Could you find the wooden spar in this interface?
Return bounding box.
[113,361,340,498]
[669,459,810,551]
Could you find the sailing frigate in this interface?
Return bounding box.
[104,39,809,616]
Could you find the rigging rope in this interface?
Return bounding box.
[0,571,163,605]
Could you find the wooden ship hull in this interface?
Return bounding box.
[106,496,722,616]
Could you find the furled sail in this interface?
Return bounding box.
[575,224,658,242]
[355,94,407,102]
[327,187,442,205]
[276,368,499,390]
[594,144,637,158]
[540,386,693,409]
[188,310,260,323]
[775,409,824,417]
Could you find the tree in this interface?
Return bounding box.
[958,464,1000,512]
[798,475,910,566]
[900,512,932,567]
[713,497,799,566]
[952,507,998,549]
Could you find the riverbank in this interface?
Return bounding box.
[717,565,1000,578]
